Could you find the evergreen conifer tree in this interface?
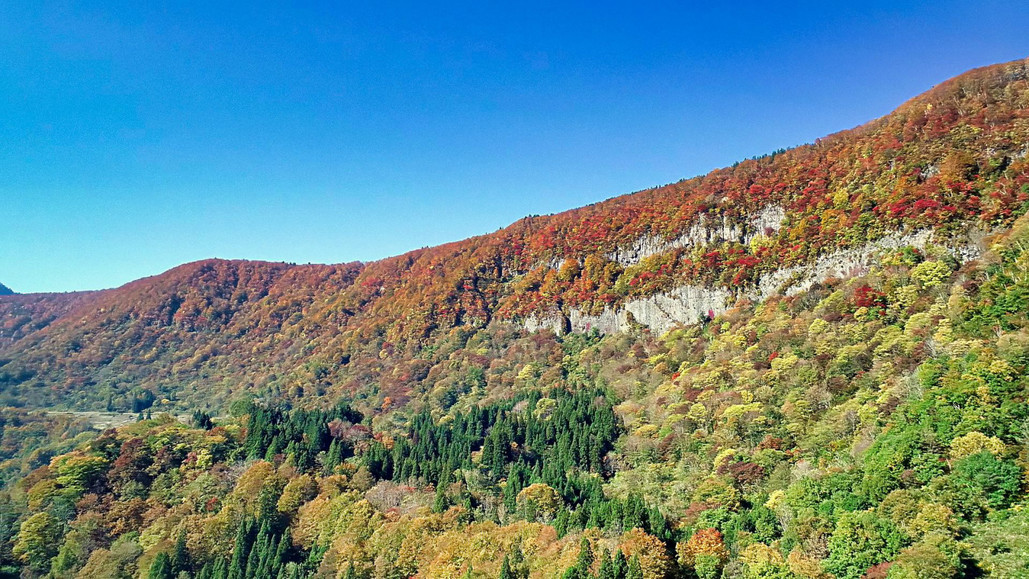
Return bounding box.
[433,469,452,513]
[170,530,189,574]
[598,549,615,579]
[147,552,173,579]
[612,551,627,579]
[499,555,514,579]
[575,536,594,578]
[625,556,643,579]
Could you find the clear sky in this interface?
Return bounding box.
[2,1,1028,293]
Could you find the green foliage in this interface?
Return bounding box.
[965,507,1029,577]
[886,532,962,579]
[147,551,173,579]
[366,387,620,509]
[2,59,1029,579]
[12,512,61,572]
[823,511,906,579]
[942,452,1023,517]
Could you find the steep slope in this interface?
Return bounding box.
[0,291,98,353]
[1,260,364,409]
[0,284,13,296]
[2,167,1028,579]
[1,57,1028,413]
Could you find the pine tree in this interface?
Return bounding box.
[647,506,670,540]
[170,530,189,574]
[554,509,570,537]
[326,439,342,471]
[625,556,643,579]
[574,536,594,578]
[227,519,252,579]
[147,552,173,579]
[275,527,292,570]
[244,535,261,578]
[612,551,627,579]
[212,556,228,579]
[598,549,615,579]
[624,494,644,530]
[499,555,514,579]
[433,469,452,513]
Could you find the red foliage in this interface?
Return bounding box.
[1,58,1028,413]
[853,285,887,309]
[862,562,893,579]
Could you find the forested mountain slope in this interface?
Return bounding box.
[2,58,1029,416]
[0,57,1028,579]
[1,166,1028,578]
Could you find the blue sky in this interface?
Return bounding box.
[2,1,1028,293]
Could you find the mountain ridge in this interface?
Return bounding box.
[1,57,1029,579]
[1,57,1028,414]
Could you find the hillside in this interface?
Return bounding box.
[2,58,1028,415]
[0,58,1027,579]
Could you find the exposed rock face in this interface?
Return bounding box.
[750,204,787,235]
[523,311,567,335]
[755,229,985,299]
[568,307,621,334]
[568,285,734,335]
[606,215,747,266]
[526,227,987,336]
[604,204,788,267]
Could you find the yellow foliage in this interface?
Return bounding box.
[904,312,933,336]
[807,318,829,336]
[787,549,829,578]
[691,477,739,510]
[712,448,737,469]
[722,403,762,423]
[26,479,60,511]
[687,403,708,422]
[516,483,563,522]
[278,474,318,514]
[764,490,786,511]
[949,431,1005,459]
[910,260,952,288]
[769,352,799,374]
[872,325,912,359]
[911,503,958,537]
[634,424,659,438]
[740,543,785,573]
[620,528,673,579]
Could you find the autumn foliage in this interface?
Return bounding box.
[0,58,1026,579]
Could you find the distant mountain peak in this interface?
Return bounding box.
[0,282,13,295]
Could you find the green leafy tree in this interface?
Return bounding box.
[824,511,906,579]
[950,452,1022,510]
[13,512,61,572]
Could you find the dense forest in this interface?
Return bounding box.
[0,59,1027,577]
